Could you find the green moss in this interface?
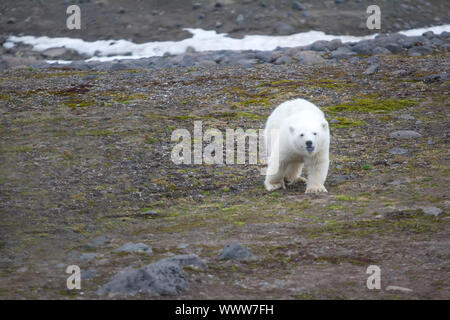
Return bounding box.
[76,129,113,137]
[329,117,365,128]
[326,99,417,113]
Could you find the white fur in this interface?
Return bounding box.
[264,98,330,194]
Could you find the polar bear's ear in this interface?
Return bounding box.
[322,122,328,129]
[289,126,295,134]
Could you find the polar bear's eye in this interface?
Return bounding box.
[300,133,304,137]
[313,132,317,135]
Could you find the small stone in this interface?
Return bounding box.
[7,17,16,24]
[421,206,442,217]
[220,242,255,260]
[427,138,435,145]
[330,119,340,124]
[192,3,201,10]
[386,285,413,293]
[235,14,244,24]
[114,242,153,254]
[118,7,126,14]
[389,130,422,139]
[389,148,408,155]
[399,114,415,120]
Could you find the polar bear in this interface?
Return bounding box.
[264,98,330,194]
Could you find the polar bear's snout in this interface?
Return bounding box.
[305,140,315,153]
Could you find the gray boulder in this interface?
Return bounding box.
[294,51,325,65]
[331,46,356,59]
[273,22,294,35]
[407,46,433,56]
[220,242,255,260]
[98,261,187,296]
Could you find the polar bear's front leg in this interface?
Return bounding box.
[305,156,329,194]
[284,162,307,185]
[264,158,287,191]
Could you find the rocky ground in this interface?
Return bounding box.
[1,0,450,42]
[0,38,449,298]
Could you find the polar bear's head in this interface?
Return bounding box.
[288,120,329,156]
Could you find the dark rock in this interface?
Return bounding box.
[192,3,201,10]
[384,43,403,54]
[399,36,425,48]
[98,260,187,296]
[372,47,392,55]
[352,40,375,55]
[309,40,330,52]
[274,55,293,65]
[220,242,254,260]
[407,46,433,56]
[389,130,422,139]
[331,46,356,59]
[273,21,294,35]
[422,72,447,83]
[255,51,276,63]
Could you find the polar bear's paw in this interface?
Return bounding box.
[305,185,327,194]
[265,180,285,192]
[286,176,307,185]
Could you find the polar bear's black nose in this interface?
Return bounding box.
[306,140,313,147]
